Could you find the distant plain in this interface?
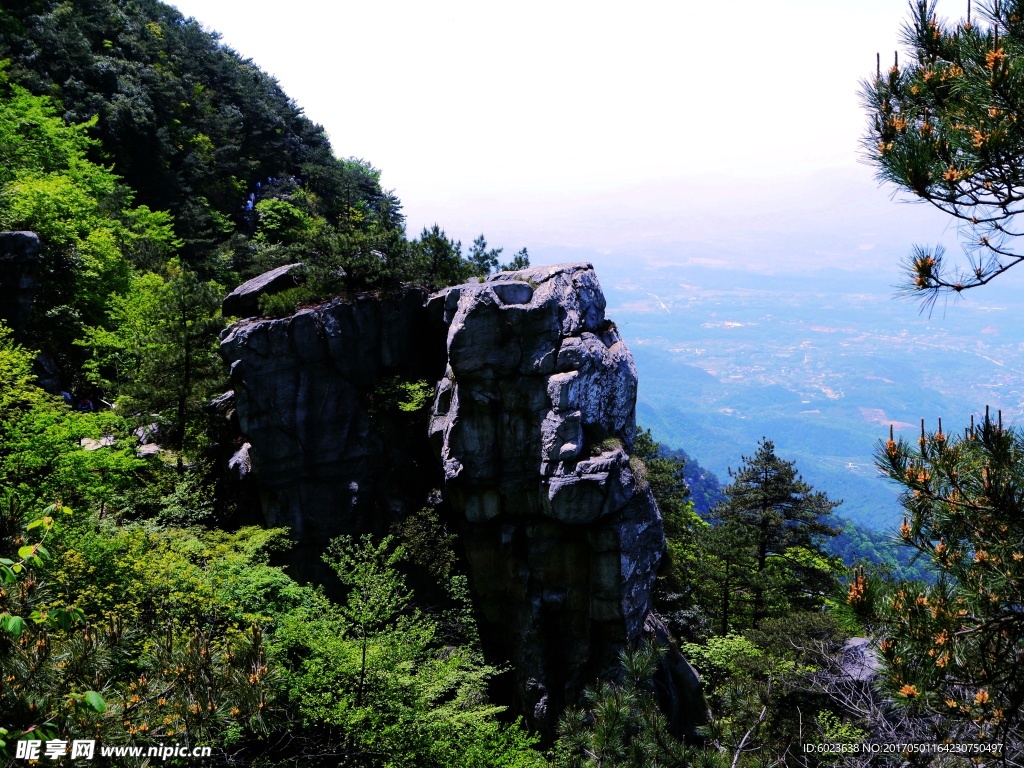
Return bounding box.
[540,245,1024,531]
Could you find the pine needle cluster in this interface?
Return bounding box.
[865,411,1024,744]
[863,0,1024,306]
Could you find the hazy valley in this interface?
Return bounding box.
[562,255,1024,530]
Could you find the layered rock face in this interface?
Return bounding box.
[220,288,445,583]
[221,263,704,735]
[0,232,41,338]
[427,264,665,726]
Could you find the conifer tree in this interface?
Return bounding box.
[713,439,841,626]
[865,412,1024,745]
[863,0,1024,302]
[81,260,224,453]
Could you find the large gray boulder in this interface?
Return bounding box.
[219,288,444,582]
[222,263,304,318]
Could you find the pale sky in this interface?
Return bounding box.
[169,0,970,265]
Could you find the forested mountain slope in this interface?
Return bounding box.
[0,0,400,271]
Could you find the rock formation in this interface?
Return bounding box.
[0,231,63,393]
[220,263,705,736]
[0,231,41,338]
[220,288,445,583]
[427,264,667,727]
[222,262,304,318]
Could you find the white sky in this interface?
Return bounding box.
[169,0,971,264]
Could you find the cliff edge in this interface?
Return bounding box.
[220,262,705,736]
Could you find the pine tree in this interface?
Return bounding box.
[553,642,695,768]
[863,0,1024,302]
[468,234,503,276]
[864,412,1024,745]
[82,260,224,454]
[713,439,841,626]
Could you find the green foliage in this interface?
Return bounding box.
[370,376,435,419]
[391,506,458,580]
[275,532,542,767]
[396,380,434,413]
[501,247,531,272]
[1,512,294,759]
[823,517,935,584]
[0,69,178,373]
[865,412,1024,741]
[80,260,224,453]
[633,429,699,531]
[652,437,843,639]
[255,285,309,318]
[0,7,549,757]
[254,198,314,245]
[589,435,624,456]
[0,2,400,271]
[681,612,849,767]
[862,0,1024,300]
[0,326,143,511]
[634,430,725,517]
[468,234,502,276]
[408,224,477,289]
[712,439,842,627]
[690,521,759,637]
[552,642,696,768]
[812,710,867,762]
[156,464,217,526]
[0,500,108,749]
[681,634,765,693]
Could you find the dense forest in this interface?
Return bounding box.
[1,0,1022,765]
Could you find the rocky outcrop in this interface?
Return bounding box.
[220,288,445,582]
[0,231,63,393]
[222,263,304,318]
[427,264,692,732]
[0,231,41,338]
[220,263,705,736]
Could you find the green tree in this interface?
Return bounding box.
[276,533,543,767]
[2,513,295,761]
[633,428,693,527]
[0,326,141,512]
[468,234,502,276]
[81,260,224,453]
[865,412,1024,744]
[713,439,841,627]
[410,224,475,289]
[552,642,699,768]
[862,0,1024,301]
[696,521,759,636]
[323,535,411,709]
[501,247,531,272]
[0,66,178,374]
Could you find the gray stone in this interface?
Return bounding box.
[841,637,881,682]
[228,442,253,481]
[0,232,40,338]
[428,263,682,732]
[220,287,445,582]
[222,263,304,318]
[33,352,62,394]
[80,436,115,451]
